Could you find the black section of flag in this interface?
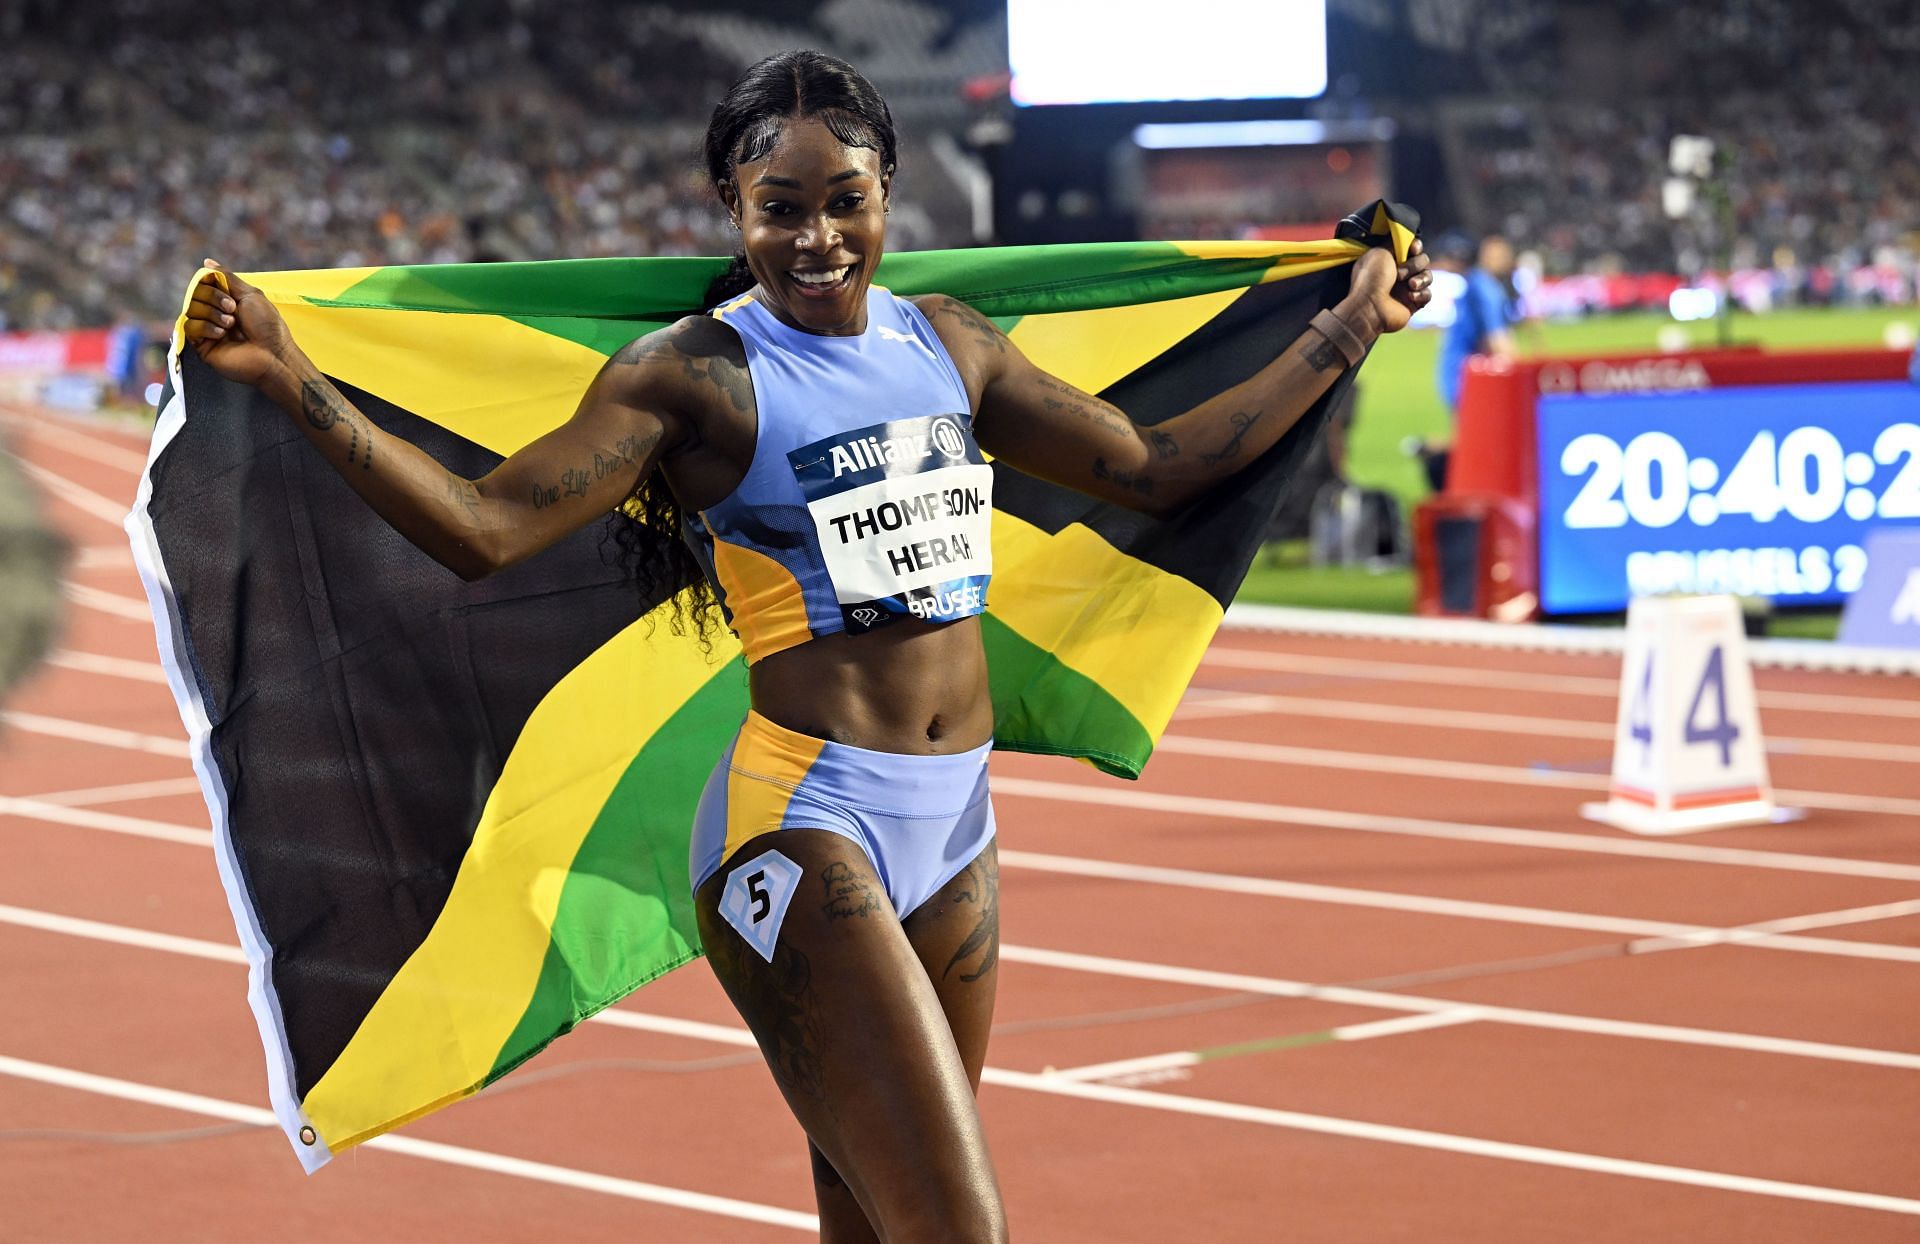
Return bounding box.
[147,354,648,1095]
[988,267,1360,608]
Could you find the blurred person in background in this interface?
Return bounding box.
[1414,233,1522,492]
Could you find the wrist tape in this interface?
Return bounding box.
[1307,308,1369,368]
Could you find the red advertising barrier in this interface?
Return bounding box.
[0,328,112,375]
[1416,346,1914,619]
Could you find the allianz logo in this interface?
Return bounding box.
[828,417,968,478]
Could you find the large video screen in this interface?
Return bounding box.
[1536,381,1920,613]
[1008,0,1328,106]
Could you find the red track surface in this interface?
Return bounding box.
[3,402,1918,1241]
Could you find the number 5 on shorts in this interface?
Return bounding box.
[720,849,803,962]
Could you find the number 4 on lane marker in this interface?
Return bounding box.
[1584,594,1804,836]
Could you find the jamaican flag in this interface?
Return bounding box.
[127,202,1416,1170]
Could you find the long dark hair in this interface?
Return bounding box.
[607,50,899,638]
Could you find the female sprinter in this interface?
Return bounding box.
[185,49,1429,1244]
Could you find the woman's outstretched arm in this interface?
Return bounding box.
[924,241,1430,518]
[185,261,712,580]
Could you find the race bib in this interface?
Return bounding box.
[789,414,993,632]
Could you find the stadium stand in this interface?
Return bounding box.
[2,0,1915,329]
[0,0,989,330]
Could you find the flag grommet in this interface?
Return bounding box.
[299,1126,317,1146]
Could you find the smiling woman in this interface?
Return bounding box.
[179,45,1426,1242]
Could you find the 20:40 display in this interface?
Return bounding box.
[1560,422,1920,529]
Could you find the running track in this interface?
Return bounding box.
[3,401,1918,1241]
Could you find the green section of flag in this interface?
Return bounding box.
[313,241,1321,331]
[980,612,1153,779]
[487,657,751,1084]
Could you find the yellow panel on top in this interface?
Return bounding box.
[988,512,1221,741]
[248,266,388,306]
[302,594,742,1154]
[1005,288,1242,398]
[273,301,606,457]
[1168,240,1365,285]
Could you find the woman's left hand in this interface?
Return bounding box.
[1351,238,1433,335]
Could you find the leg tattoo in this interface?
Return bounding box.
[940,853,1000,984]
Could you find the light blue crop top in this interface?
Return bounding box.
[680,285,992,663]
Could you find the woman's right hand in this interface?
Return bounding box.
[183,260,298,388]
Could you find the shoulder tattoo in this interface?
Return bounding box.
[612,319,754,417]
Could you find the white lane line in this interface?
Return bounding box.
[10,901,1920,1074]
[998,848,1920,964]
[1161,691,1920,765]
[14,789,1919,962]
[588,1009,760,1046]
[0,406,151,471]
[1154,733,1920,818]
[1000,945,1920,1073]
[1050,1011,1488,1085]
[1047,1051,1198,1083]
[0,797,209,846]
[0,1055,817,1231]
[74,545,135,570]
[15,458,132,527]
[63,581,152,621]
[1331,1010,1487,1042]
[0,902,745,1049]
[1,711,189,757]
[9,918,1919,1217]
[1203,646,1920,719]
[1629,898,1920,953]
[982,1064,1920,1217]
[45,649,169,684]
[0,904,244,963]
[991,775,1920,883]
[15,776,205,807]
[1220,602,1920,677]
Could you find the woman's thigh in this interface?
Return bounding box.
[900,838,999,1088]
[696,828,1004,1242]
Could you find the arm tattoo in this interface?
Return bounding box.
[302,377,375,469]
[1199,411,1262,466]
[1092,455,1155,496]
[1304,335,1344,373]
[1148,428,1180,460]
[299,378,342,431]
[610,334,677,366]
[614,322,754,416]
[444,472,481,519]
[679,348,753,414]
[933,296,1008,355]
[1037,374,1133,436]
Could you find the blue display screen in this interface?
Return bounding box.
[1536,381,1920,613]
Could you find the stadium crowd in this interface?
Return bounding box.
[3,0,1916,330]
[1440,0,1920,294]
[0,0,970,331]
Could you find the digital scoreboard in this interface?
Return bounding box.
[1537,381,1920,612]
[1422,347,1920,619]
[1007,0,1327,106]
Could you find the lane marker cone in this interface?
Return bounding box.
[1582,594,1804,836]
